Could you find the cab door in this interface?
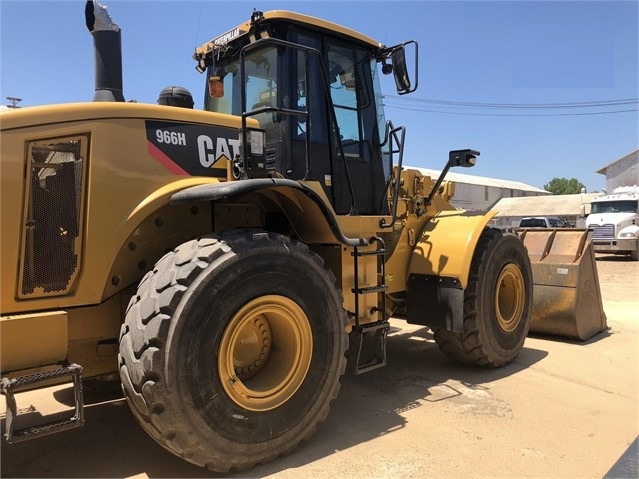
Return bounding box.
[325,41,387,215]
[288,30,387,215]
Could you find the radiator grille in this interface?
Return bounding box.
[20,137,87,297]
[590,224,615,240]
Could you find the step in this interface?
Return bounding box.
[350,321,390,374]
[1,364,84,443]
[352,284,388,295]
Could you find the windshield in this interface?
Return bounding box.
[520,218,547,227]
[591,200,638,214]
[205,46,279,116]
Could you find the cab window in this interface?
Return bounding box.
[327,42,362,157]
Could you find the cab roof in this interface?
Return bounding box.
[195,10,382,60]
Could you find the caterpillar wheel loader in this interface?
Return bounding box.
[0,3,606,472]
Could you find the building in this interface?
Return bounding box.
[490,193,601,228]
[489,150,639,228]
[597,149,639,192]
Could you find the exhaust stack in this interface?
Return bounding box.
[85,0,124,102]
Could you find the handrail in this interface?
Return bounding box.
[379,121,406,228]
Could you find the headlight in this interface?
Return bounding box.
[620,231,637,238]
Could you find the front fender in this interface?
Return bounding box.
[408,210,497,289]
[406,210,496,332]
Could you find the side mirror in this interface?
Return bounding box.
[448,149,479,168]
[384,40,418,95]
[392,47,410,92]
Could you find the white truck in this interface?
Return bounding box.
[586,186,639,261]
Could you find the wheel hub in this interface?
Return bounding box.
[233,314,272,381]
[494,263,525,332]
[218,295,313,412]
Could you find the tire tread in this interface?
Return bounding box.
[434,228,532,367]
[119,232,347,472]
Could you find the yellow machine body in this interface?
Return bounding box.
[0,7,608,467]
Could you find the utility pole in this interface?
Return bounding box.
[6,97,22,109]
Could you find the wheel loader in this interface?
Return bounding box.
[0,3,607,472]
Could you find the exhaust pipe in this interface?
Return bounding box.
[84,0,124,102]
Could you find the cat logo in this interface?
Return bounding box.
[197,135,240,168]
[145,120,237,178]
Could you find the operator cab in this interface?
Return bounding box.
[196,10,416,215]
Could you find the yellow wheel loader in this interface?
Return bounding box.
[0,3,606,472]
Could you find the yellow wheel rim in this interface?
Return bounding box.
[218,295,313,412]
[494,264,525,333]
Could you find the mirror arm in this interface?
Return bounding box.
[424,149,479,209]
[423,162,453,210]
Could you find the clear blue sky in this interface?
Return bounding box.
[1,0,637,192]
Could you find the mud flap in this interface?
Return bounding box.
[515,228,607,341]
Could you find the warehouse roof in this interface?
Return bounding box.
[491,192,602,217]
[411,167,550,194]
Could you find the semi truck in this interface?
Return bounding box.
[586,186,639,261]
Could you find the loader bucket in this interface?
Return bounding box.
[515,228,607,341]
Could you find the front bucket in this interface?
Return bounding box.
[515,228,607,341]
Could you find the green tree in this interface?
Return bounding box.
[543,177,586,195]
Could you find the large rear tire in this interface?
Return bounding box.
[433,228,533,367]
[118,231,347,472]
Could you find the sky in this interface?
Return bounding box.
[1,0,637,192]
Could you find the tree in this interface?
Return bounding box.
[543,177,586,195]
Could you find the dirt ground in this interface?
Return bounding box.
[1,253,638,478]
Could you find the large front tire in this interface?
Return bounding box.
[434,228,533,367]
[118,232,347,472]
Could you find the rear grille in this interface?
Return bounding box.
[590,224,615,240]
[19,136,87,297]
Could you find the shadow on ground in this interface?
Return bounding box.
[1,326,547,478]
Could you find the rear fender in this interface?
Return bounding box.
[171,179,366,247]
[102,178,217,300]
[406,210,496,331]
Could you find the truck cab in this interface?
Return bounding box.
[586,186,639,260]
